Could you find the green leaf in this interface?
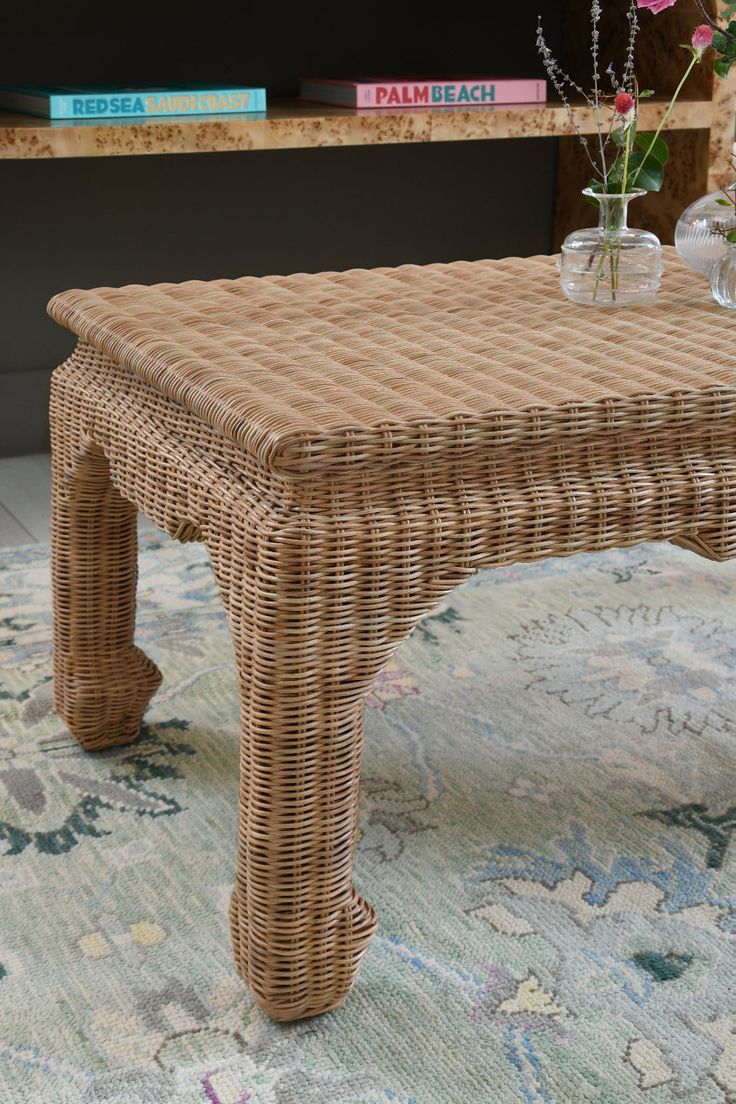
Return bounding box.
[713,30,736,62]
[607,156,625,184]
[638,89,655,98]
[635,131,669,166]
[714,56,736,78]
[679,43,702,61]
[726,229,736,243]
[611,125,634,147]
[716,197,733,205]
[627,150,665,192]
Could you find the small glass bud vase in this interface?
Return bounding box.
[709,240,736,310]
[559,188,663,307]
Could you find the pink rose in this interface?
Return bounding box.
[637,0,679,12]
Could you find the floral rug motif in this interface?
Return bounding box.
[1,535,735,1103]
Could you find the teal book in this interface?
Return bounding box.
[0,86,267,120]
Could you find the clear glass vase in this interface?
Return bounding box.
[709,240,736,309]
[675,184,736,277]
[559,188,663,307]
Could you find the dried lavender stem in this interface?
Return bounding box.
[591,1,608,188]
[537,17,602,177]
[622,0,639,92]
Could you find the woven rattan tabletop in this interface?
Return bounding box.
[48,249,736,475]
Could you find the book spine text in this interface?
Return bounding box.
[49,89,266,119]
[355,81,545,108]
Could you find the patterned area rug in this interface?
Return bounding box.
[1,534,735,1104]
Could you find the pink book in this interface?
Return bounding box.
[299,77,547,109]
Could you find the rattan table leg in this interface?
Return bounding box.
[50,410,162,752]
[208,515,392,1021]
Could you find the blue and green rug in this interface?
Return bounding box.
[1,534,735,1103]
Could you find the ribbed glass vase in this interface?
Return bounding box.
[710,240,736,309]
[675,184,736,277]
[559,188,662,307]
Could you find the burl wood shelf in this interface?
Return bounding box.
[0,95,721,161]
[0,1,732,250]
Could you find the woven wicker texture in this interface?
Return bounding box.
[48,250,736,475]
[49,252,736,1022]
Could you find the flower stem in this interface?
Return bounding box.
[630,53,698,188]
[621,119,633,194]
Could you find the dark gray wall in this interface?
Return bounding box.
[0,2,561,455]
[0,3,561,91]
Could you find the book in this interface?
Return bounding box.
[299,77,546,110]
[0,86,267,120]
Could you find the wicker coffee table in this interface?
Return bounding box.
[48,249,736,1022]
